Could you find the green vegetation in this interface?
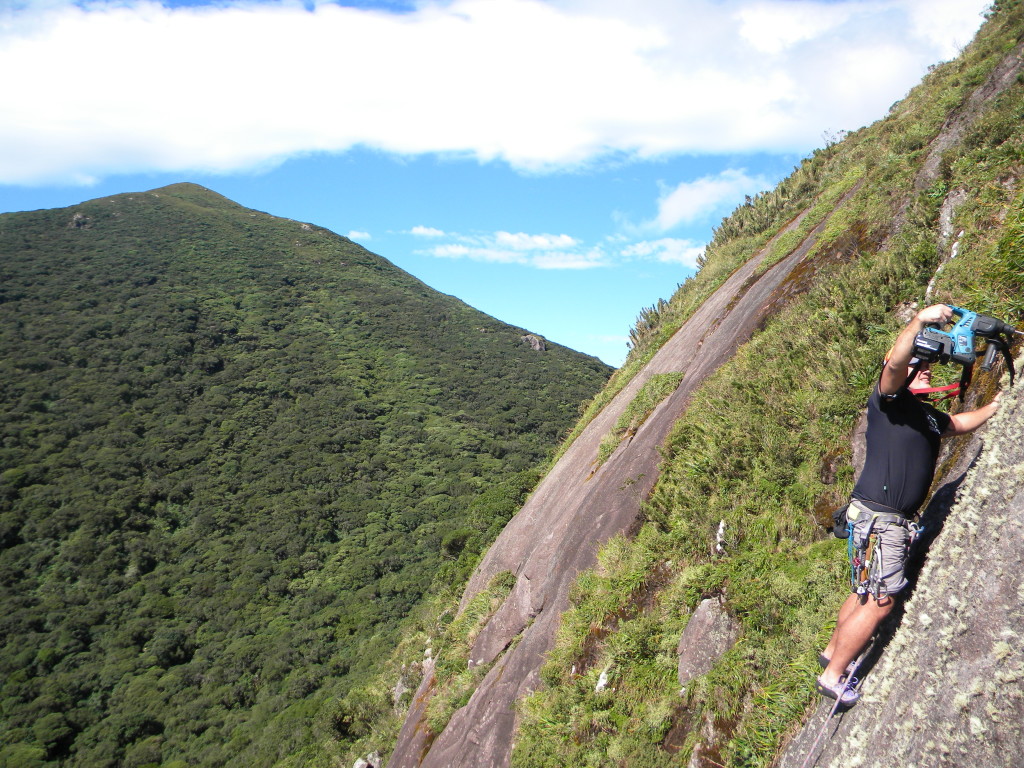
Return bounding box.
[511,3,1024,767]
[424,571,517,733]
[596,374,684,466]
[7,2,1024,765]
[0,184,611,767]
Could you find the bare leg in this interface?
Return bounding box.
[822,593,861,661]
[820,594,893,687]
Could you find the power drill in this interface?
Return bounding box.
[913,305,1021,382]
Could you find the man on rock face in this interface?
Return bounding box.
[817,303,1002,705]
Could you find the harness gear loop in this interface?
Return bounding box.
[846,503,915,599]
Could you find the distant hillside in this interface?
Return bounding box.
[382,2,1024,767]
[0,183,611,767]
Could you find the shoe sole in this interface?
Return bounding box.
[815,679,859,706]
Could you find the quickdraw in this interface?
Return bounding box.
[848,520,884,599]
[846,508,920,600]
[909,381,961,402]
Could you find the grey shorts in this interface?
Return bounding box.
[849,511,912,596]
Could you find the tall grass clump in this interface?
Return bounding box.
[595,373,685,466]
[423,571,517,734]
[513,3,1024,765]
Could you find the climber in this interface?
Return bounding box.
[816,303,1003,706]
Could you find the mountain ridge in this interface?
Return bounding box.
[382,3,1024,766]
[0,183,612,767]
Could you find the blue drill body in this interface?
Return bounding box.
[913,304,1018,371]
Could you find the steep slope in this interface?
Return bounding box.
[385,3,1024,767]
[388,186,863,768]
[775,360,1024,768]
[0,184,611,768]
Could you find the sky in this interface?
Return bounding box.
[0,0,993,366]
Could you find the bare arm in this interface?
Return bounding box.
[879,304,953,396]
[945,391,1002,436]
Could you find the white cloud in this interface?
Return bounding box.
[735,1,854,55]
[0,0,992,184]
[425,241,529,264]
[495,231,579,250]
[429,243,476,258]
[622,238,706,268]
[532,250,607,270]
[418,227,705,270]
[650,169,770,231]
[905,0,990,58]
[410,225,446,237]
[347,230,371,240]
[418,229,606,269]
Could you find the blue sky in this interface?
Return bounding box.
[0,0,991,365]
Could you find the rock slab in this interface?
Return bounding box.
[677,598,741,688]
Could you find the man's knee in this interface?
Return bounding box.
[863,592,896,616]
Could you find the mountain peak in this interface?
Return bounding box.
[0,183,611,767]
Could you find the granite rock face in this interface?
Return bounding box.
[676,598,741,688]
[775,359,1024,768]
[387,185,865,768]
[520,334,546,352]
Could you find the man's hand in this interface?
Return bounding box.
[880,304,953,395]
[946,390,1003,436]
[916,304,953,326]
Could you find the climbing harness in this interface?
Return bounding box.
[846,502,919,600]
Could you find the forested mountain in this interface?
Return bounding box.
[0,183,612,767]
[382,3,1024,767]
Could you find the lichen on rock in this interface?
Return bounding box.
[777,357,1024,768]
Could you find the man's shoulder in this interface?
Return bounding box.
[871,382,905,408]
[870,384,952,434]
[919,398,952,428]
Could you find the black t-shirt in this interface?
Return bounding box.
[851,383,952,515]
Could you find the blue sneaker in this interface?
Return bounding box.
[816,676,860,707]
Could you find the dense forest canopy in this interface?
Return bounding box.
[0,183,611,767]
